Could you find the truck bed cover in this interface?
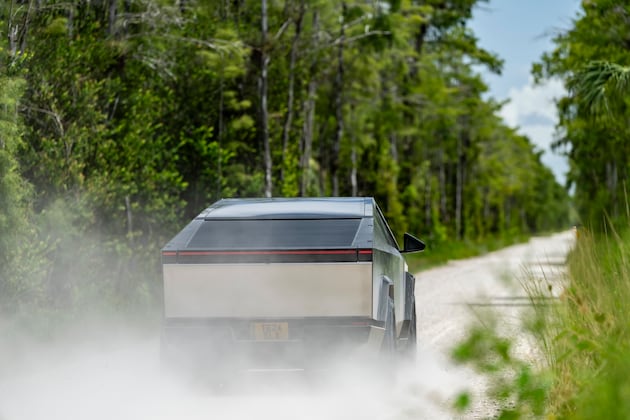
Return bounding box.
[162,197,378,263]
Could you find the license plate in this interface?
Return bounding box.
[251,322,289,340]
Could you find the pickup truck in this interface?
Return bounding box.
[160,197,424,376]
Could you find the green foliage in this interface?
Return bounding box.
[0,75,28,255]
[0,0,568,327]
[452,320,552,418]
[453,225,630,418]
[406,232,529,272]
[0,73,42,318]
[534,0,630,228]
[541,227,630,417]
[569,60,630,113]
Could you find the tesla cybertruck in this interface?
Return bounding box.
[161,197,425,373]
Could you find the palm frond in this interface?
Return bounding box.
[568,60,630,114]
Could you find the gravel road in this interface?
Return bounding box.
[412,230,575,417]
[0,231,574,420]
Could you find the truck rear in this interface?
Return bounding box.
[160,198,424,375]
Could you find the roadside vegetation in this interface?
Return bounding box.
[406,232,531,271]
[453,1,630,417]
[547,227,630,417]
[453,227,630,419]
[533,0,630,414]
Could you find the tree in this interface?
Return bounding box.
[569,60,630,113]
[534,0,630,226]
[0,0,569,323]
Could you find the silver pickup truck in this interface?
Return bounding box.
[160,197,424,375]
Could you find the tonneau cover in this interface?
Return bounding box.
[162,198,378,259]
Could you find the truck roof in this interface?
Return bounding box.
[196,197,375,219]
[162,197,391,263]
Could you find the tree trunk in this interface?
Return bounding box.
[456,126,470,239]
[300,80,316,196]
[220,0,229,20]
[280,0,304,183]
[455,136,463,239]
[351,134,357,196]
[390,133,398,165]
[483,188,490,232]
[217,67,224,198]
[67,1,74,38]
[260,0,272,197]
[438,150,447,222]
[331,3,346,196]
[300,10,319,196]
[606,160,618,218]
[409,22,428,79]
[425,174,432,230]
[125,195,133,240]
[108,0,117,36]
[505,197,512,230]
[17,0,35,55]
[7,0,18,56]
[317,118,329,196]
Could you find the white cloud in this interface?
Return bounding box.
[499,78,564,127]
[542,152,569,186]
[518,123,568,183]
[519,124,555,150]
[498,78,568,183]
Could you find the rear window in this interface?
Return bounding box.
[187,219,362,250]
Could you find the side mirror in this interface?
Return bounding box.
[401,233,425,253]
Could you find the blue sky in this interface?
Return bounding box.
[469,0,582,184]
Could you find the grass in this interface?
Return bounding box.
[542,226,630,418]
[451,225,630,418]
[406,232,530,273]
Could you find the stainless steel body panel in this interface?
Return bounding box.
[161,197,422,367]
[163,262,373,318]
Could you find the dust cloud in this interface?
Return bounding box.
[0,232,574,420]
[0,321,469,420]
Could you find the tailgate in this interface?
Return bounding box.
[163,262,372,318]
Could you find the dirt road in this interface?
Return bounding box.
[0,231,574,420]
[412,230,574,417]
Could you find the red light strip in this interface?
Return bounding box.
[177,250,359,256]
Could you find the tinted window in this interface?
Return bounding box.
[187,219,362,249]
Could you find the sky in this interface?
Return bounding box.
[469,0,582,185]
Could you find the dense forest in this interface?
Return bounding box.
[0,0,569,322]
